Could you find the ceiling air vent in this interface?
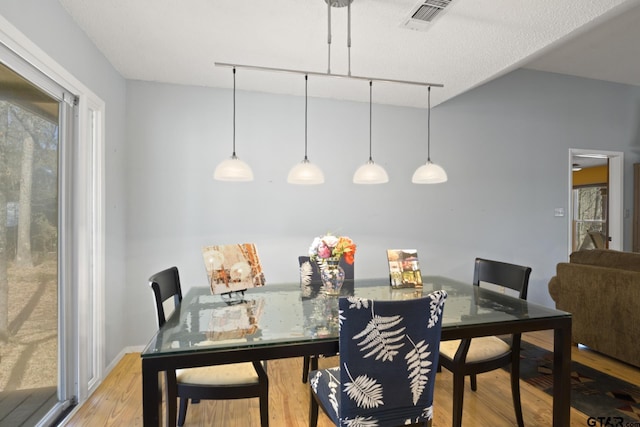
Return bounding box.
[401,0,455,31]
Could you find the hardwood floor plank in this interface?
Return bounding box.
[62,331,639,426]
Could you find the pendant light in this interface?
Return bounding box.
[353,81,389,184]
[412,86,448,184]
[287,75,325,185]
[214,67,254,181]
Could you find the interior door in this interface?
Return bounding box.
[572,161,609,251]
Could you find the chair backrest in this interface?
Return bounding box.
[472,258,531,300]
[149,266,182,328]
[298,255,354,285]
[337,290,447,425]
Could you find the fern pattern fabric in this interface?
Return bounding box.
[310,291,447,426]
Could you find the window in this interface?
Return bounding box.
[573,185,608,250]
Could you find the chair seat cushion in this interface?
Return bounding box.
[176,362,259,386]
[440,337,510,363]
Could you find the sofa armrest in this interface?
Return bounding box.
[548,274,561,306]
[550,260,640,367]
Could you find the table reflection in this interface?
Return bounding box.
[201,298,264,341]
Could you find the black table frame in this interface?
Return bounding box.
[142,286,571,426]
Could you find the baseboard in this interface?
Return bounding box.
[58,345,146,426]
[105,345,145,373]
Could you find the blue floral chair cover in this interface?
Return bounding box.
[309,290,448,427]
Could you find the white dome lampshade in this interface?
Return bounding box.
[412,86,447,184]
[213,155,254,181]
[353,160,389,184]
[354,81,389,184]
[287,158,325,184]
[411,161,447,184]
[214,67,254,182]
[289,74,324,185]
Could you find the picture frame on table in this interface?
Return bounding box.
[387,249,422,288]
[202,243,266,295]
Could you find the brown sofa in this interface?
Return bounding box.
[548,249,640,367]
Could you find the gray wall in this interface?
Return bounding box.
[0,1,128,365]
[3,1,640,361]
[125,70,640,347]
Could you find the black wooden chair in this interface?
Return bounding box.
[438,258,532,427]
[309,290,448,427]
[298,256,354,383]
[149,266,269,427]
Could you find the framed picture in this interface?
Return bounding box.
[387,249,422,288]
[202,243,266,294]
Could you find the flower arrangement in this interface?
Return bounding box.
[309,234,356,265]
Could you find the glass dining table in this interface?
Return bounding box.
[141,276,571,427]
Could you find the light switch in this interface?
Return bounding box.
[554,208,565,217]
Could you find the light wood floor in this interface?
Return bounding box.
[62,330,640,426]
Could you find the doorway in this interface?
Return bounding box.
[569,149,624,255]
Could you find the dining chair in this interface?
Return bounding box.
[298,256,354,383]
[438,258,532,427]
[149,266,269,427]
[309,290,448,427]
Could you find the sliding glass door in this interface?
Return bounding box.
[0,58,73,425]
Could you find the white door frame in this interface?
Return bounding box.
[568,149,624,255]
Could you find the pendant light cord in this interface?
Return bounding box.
[304,74,309,161]
[327,1,332,74]
[347,1,351,76]
[427,85,431,162]
[232,67,237,157]
[368,81,372,161]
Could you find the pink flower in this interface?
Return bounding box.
[317,243,331,259]
[309,233,357,264]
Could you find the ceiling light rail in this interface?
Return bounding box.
[214,62,443,89]
[214,0,446,185]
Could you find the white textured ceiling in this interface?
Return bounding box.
[524,1,640,87]
[58,0,640,108]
